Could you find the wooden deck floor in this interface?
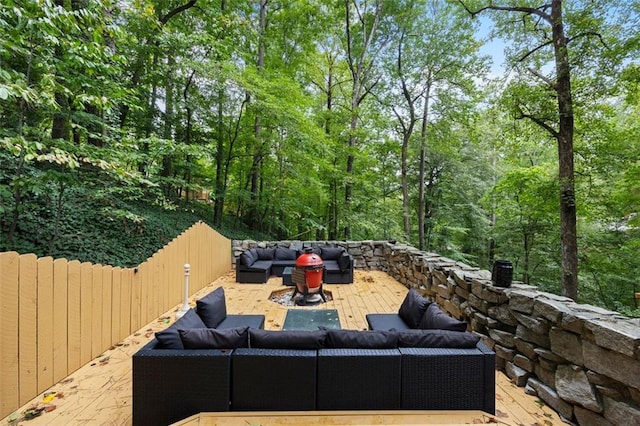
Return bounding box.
[2,270,566,425]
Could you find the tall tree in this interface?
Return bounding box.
[459,0,639,300]
[459,0,580,300]
[385,0,485,247]
[342,0,389,238]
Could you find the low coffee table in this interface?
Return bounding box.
[282,309,341,330]
[282,266,294,286]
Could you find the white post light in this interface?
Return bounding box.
[176,263,191,319]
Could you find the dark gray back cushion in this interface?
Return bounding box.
[154,309,207,349]
[398,288,431,328]
[321,246,344,260]
[395,329,480,348]
[325,329,398,348]
[256,248,275,260]
[249,329,327,349]
[239,250,255,267]
[275,247,297,260]
[196,286,227,328]
[338,252,351,272]
[419,303,467,332]
[178,327,249,349]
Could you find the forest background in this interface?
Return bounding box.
[1,0,639,316]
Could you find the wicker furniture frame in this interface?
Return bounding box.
[133,340,494,425]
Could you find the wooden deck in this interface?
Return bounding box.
[1,270,566,425]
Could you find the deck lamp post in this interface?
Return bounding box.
[176,263,191,319]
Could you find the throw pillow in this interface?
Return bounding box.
[196,286,227,328]
[419,302,468,332]
[321,246,344,261]
[179,327,249,349]
[395,329,480,348]
[325,329,398,349]
[256,248,275,260]
[398,288,431,328]
[249,329,327,349]
[154,308,207,349]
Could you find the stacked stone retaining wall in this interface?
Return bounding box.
[233,239,640,425]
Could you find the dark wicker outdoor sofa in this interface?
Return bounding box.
[235,245,354,284]
[132,288,495,426]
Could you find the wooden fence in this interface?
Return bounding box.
[0,221,231,419]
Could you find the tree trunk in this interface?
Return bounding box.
[551,0,578,301]
[342,0,384,239]
[51,0,71,141]
[213,0,228,226]
[325,64,340,240]
[248,0,267,230]
[523,230,531,285]
[401,132,410,242]
[51,92,70,141]
[344,116,356,239]
[161,54,175,198]
[214,85,225,226]
[418,84,431,250]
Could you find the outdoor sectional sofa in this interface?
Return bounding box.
[132,288,495,426]
[235,245,354,284]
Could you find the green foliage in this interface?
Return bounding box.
[1,0,640,315]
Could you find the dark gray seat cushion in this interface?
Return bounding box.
[366,313,411,331]
[243,260,272,271]
[217,314,265,330]
[323,260,340,272]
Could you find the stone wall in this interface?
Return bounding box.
[232,239,640,425]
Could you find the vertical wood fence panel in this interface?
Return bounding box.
[177,232,188,301]
[36,257,54,395]
[111,268,122,346]
[101,265,113,353]
[80,262,93,366]
[67,260,81,373]
[120,269,132,341]
[130,265,141,334]
[138,261,150,327]
[18,254,37,406]
[166,242,178,309]
[0,221,230,418]
[0,252,20,416]
[53,258,68,384]
[151,251,161,321]
[91,264,103,360]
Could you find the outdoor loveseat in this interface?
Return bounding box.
[235,245,354,284]
[132,288,495,426]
